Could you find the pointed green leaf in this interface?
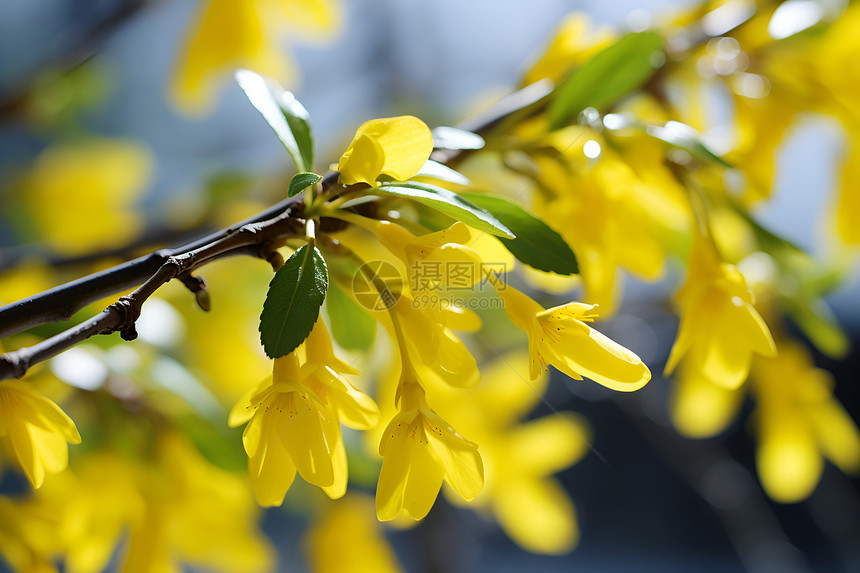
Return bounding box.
[235,69,314,172]
[259,245,328,358]
[549,31,663,129]
[374,181,514,238]
[288,172,323,198]
[460,193,579,275]
[326,281,376,351]
[431,126,485,150]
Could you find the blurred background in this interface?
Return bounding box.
[1,0,859,572]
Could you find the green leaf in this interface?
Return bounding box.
[647,121,732,167]
[460,193,578,275]
[326,281,376,351]
[549,31,663,129]
[288,172,323,198]
[259,245,328,358]
[431,126,485,150]
[374,181,514,238]
[235,69,314,172]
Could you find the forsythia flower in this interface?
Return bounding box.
[306,494,403,573]
[24,139,150,256]
[0,380,81,488]
[751,341,860,503]
[523,13,614,85]
[230,321,379,505]
[665,236,776,389]
[488,275,650,391]
[337,116,433,185]
[172,0,339,113]
[376,382,483,521]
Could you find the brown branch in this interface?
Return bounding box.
[0,197,306,380]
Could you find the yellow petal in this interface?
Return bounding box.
[810,401,860,474]
[7,425,45,488]
[276,394,335,488]
[543,323,651,391]
[376,421,444,521]
[248,434,297,507]
[670,361,744,438]
[757,418,822,503]
[320,411,348,500]
[306,495,402,573]
[423,410,483,501]
[493,477,578,555]
[320,369,380,430]
[338,116,432,185]
[171,0,293,114]
[506,414,590,476]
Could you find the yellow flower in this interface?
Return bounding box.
[24,139,150,256]
[751,341,860,503]
[488,276,650,391]
[230,321,379,505]
[337,116,433,185]
[0,380,81,489]
[670,357,744,438]
[523,13,614,85]
[376,382,483,521]
[306,494,403,573]
[665,237,776,389]
[172,0,340,114]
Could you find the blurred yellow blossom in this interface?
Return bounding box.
[0,495,57,573]
[751,341,860,503]
[0,437,272,573]
[670,357,744,438]
[376,381,483,521]
[24,139,151,256]
[172,0,340,114]
[488,275,650,391]
[337,116,433,185]
[665,235,776,389]
[523,13,614,85]
[0,380,81,489]
[533,130,669,313]
[306,494,403,573]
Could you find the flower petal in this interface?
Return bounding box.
[545,325,650,391]
[423,410,483,501]
[493,477,578,555]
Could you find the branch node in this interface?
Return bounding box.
[108,296,141,342]
[178,272,211,312]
